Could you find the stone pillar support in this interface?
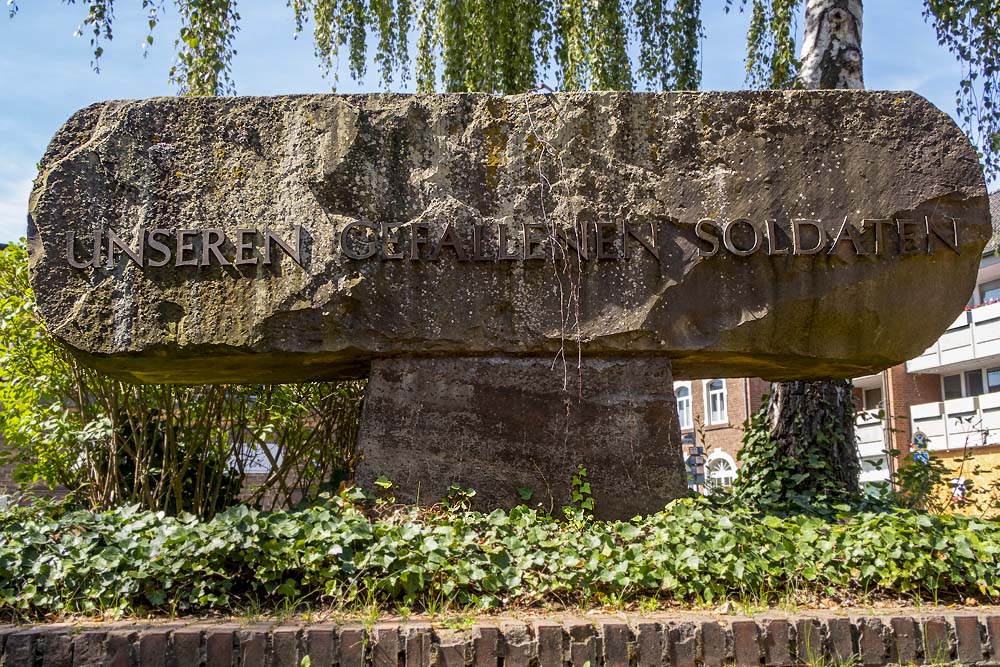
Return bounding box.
[355,356,687,520]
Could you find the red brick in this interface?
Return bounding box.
[373,626,401,667]
[955,616,983,664]
[763,620,791,667]
[437,639,467,667]
[667,622,698,667]
[340,627,367,667]
[502,621,534,667]
[890,617,919,666]
[635,622,662,667]
[701,621,729,667]
[73,630,107,667]
[271,625,302,667]
[857,617,888,666]
[238,627,269,667]
[306,625,337,667]
[986,616,1000,664]
[5,631,36,667]
[104,630,135,667]
[533,620,562,667]
[42,631,74,667]
[473,624,500,667]
[566,620,596,667]
[205,627,234,667]
[924,617,954,664]
[794,619,822,665]
[601,622,629,667]
[405,625,433,667]
[825,618,855,665]
[732,621,760,667]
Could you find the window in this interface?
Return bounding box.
[863,387,883,410]
[705,452,737,490]
[988,368,1000,393]
[966,369,985,397]
[943,374,963,400]
[943,370,992,399]
[675,384,692,430]
[982,279,1000,303]
[705,379,728,425]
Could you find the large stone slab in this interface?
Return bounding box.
[355,356,686,518]
[27,91,990,383]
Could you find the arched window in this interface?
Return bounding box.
[675,384,692,430]
[705,379,728,425]
[705,451,737,490]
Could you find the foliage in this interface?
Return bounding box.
[923,1,1000,183]
[0,242,364,517]
[730,392,861,510]
[0,491,998,618]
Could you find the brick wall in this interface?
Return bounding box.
[681,377,770,466]
[3,614,999,667]
[885,364,942,466]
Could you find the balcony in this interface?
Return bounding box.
[910,392,1000,452]
[907,302,1000,373]
[856,410,891,484]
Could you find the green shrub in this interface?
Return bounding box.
[1,492,997,618]
[0,242,364,516]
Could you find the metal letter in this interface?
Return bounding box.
[827,216,869,255]
[146,229,173,267]
[862,219,895,255]
[409,223,431,260]
[624,221,658,261]
[202,228,232,266]
[340,221,378,260]
[764,219,789,256]
[429,224,470,261]
[264,226,303,266]
[722,219,762,257]
[472,224,495,261]
[380,222,405,260]
[235,229,258,265]
[497,224,520,260]
[522,223,548,260]
[896,218,923,255]
[926,216,961,255]
[594,222,620,260]
[175,230,199,266]
[694,219,721,257]
[791,219,826,255]
[106,228,143,269]
[65,229,102,269]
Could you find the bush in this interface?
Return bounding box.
[0,242,365,516]
[1,492,998,618]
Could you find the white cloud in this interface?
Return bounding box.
[0,179,32,244]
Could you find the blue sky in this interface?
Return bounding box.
[0,1,980,243]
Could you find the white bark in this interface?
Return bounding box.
[798,0,864,90]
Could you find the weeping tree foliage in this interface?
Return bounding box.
[10,0,701,95]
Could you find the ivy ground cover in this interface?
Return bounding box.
[1,493,997,618]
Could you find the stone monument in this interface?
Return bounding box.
[27,92,991,518]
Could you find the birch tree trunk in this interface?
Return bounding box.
[765,0,864,501]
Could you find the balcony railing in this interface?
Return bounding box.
[907,301,1000,373]
[856,409,891,484]
[910,392,1000,451]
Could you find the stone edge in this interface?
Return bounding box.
[3,614,1000,666]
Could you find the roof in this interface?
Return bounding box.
[987,191,1000,254]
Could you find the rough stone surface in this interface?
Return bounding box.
[355,356,685,518]
[28,91,990,384]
